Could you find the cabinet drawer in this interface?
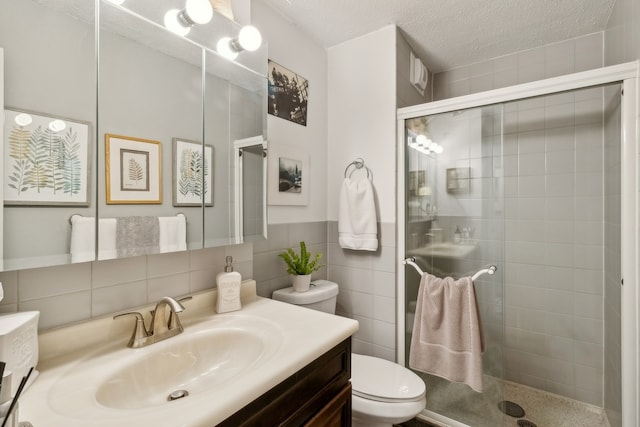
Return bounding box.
[219,338,351,427]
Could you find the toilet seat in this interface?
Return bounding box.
[351,353,425,403]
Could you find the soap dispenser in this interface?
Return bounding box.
[454,226,462,244]
[216,256,242,313]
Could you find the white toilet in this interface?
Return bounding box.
[272,280,426,427]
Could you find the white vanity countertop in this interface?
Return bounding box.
[20,281,359,427]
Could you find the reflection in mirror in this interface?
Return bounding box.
[98,0,205,258]
[406,117,438,224]
[0,0,268,270]
[203,48,267,248]
[234,137,267,243]
[0,0,97,270]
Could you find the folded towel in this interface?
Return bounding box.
[338,177,378,251]
[158,214,187,253]
[409,273,485,392]
[116,216,160,258]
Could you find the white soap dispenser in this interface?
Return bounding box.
[216,256,242,313]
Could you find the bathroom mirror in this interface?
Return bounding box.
[0,0,268,270]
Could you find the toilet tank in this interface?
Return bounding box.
[272,280,339,314]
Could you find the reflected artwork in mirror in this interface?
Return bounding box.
[0,0,268,271]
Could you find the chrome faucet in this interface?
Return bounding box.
[114,296,189,348]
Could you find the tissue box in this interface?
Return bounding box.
[0,312,39,395]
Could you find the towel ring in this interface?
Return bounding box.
[344,157,371,178]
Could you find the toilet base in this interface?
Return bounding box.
[352,419,397,427]
[351,394,426,427]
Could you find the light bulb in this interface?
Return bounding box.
[433,145,444,154]
[48,120,66,132]
[238,25,262,51]
[164,9,190,36]
[14,113,32,127]
[415,134,428,146]
[217,37,238,60]
[185,0,213,25]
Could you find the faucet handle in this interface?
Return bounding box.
[113,312,149,348]
[168,296,191,330]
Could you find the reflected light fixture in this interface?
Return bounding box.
[48,119,66,132]
[409,134,443,155]
[164,0,213,36]
[14,113,32,127]
[216,25,262,60]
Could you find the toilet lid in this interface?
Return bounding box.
[351,353,426,403]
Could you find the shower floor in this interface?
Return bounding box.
[403,377,610,427]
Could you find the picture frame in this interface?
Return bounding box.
[105,134,161,204]
[3,108,92,206]
[267,59,309,126]
[172,138,214,207]
[446,167,470,193]
[268,143,309,206]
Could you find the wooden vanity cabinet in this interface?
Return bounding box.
[218,338,352,427]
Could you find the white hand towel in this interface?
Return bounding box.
[159,214,187,253]
[338,177,378,251]
[409,273,485,392]
[70,217,118,262]
[70,215,95,263]
[98,219,117,260]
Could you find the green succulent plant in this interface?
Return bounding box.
[278,241,324,275]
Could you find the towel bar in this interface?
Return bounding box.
[344,157,371,178]
[402,257,497,281]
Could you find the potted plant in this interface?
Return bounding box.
[278,241,324,292]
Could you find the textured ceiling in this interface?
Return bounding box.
[260,0,616,72]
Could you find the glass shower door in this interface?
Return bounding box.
[404,104,505,426]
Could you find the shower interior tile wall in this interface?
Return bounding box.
[431,31,609,407]
[501,87,606,406]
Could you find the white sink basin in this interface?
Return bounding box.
[96,327,272,410]
[46,313,283,417]
[21,286,360,427]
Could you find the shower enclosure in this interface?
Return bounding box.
[396,63,638,427]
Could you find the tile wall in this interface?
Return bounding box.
[0,245,253,330]
[327,222,397,361]
[431,33,609,406]
[252,221,397,362]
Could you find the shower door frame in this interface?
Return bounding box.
[396,61,639,426]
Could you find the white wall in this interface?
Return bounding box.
[252,0,328,224]
[327,25,397,223]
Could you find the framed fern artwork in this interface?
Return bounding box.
[105,134,161,204]
[3,108,91,206]
[172,138,213,207]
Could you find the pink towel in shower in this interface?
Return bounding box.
[409,273,485,392]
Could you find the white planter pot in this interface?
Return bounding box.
[292,274,312,292]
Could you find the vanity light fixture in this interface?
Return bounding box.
[216,25,262,60]
[164,0,213,36]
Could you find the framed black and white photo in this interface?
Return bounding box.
[267,60,308,126]
[268,143,309,206]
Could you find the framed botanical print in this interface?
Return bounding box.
[105,134,162,204]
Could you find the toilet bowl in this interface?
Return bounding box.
[272,280,427,426]
[351,353,426,427]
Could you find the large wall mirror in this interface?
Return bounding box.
[0,0,268,271]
